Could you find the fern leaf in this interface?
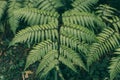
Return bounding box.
[114,48,120,55]
[40,60,59,79]
[95,5,120,33]
[10,23,58,46]
[59,55,77,72]
[60,45,86,70]
[96,5,117,18]
[36,50,58,75]
[23,0,36,8]
[35,0,63,12]
[109,56,120,80]
[106,16,120,33]
[72,0,98,12]
[61,24,96,43]
[0,1,7,20]
[60,32,91,55]
[25,40,55,70]
[8,0,22,34]
[14,8,59,26]
[87,28,120,66]
[62,11,106,31]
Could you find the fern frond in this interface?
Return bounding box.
[60,46,86,70]
[0,1,7,20]
[106,16,120,33]
[8,0,22,33]
[109,47,120,80]
[36,50,58,75]
[40,60,59,78]
[109,56,120,80]
[23,0,36,8]
[87,28,120,66]
[59,55,77,72]
[72,0,98,12]
[10,23,58,46]
[62,11,106,31]
[96,5,120,33]
[61,24,96,43]
[14,8,59,26]
[34,0,63,12]
[96,5,117,18]
[60,32,90,56]
[25,40,56,69]
[114,48,120,55]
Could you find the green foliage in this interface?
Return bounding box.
[0,1,7,20]
[109,48,120,80]
[62,11,105,31]
[10,23,58,45]
[72,0,98,12]
[87,27,120,66]
[0,0,120,80]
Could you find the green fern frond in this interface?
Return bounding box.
[72,0,98,12]
[12,8,59,31]
[7,0,22,34]
[109,56,120,80]
[106,16,120,33]
[59,55,77,72]
[96,5,120,33]
[114,48,120,55]
[0,1,7,20]
[14,8,59,26]
[60,33,90,55]
[25,40,56,70]
[60,32,90,55]
[62,11,106,31]
[8,0,22,33]
[23,0,36,8]
[96,5,117,18]
[61,24,96,43]
[36,50,58,75]
[60,45,86,70]
[109,47,120,80]
[87,27,120,66]
[40,60,59,79]
[34,0,63,12]
[10,23,58,46]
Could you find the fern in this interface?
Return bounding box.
[87,27,120,66]
[10,23,58,45]
[36,50,58,76]
[109,48,120,80]
[72,0,98,12]
[105,16,120,33]
[0,1,7,20]
[60,45,86,70]
[9,0,120,80]
[8,0,22,33]
[96,5,117,18]
[60,33,90,56]
[34,0,63,12]
[61,24,96,43]
[14,8,59,26]
[109,57,120,80]
[62,11,106,31]
[25,40,55,69]
[59,55,77,72]
[10,7,59,34]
